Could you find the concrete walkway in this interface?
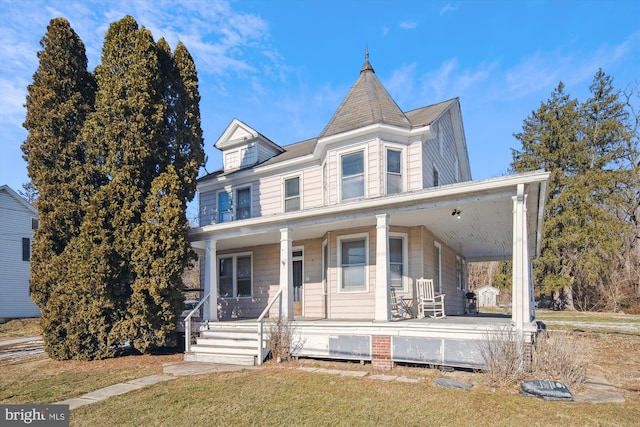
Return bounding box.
[55,362,258,410]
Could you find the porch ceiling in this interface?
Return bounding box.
[190,171,548,262]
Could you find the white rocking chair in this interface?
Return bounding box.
[416,278,446,319]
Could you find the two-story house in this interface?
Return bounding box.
[187,55,549,368]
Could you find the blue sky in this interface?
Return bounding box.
[1,0,639,217]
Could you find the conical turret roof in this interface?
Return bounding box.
[319,51,411,138]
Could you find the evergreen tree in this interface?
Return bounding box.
[24,15,204,359]
[21,18,96,309]
[125,167,192,352]
[512,71,634,310]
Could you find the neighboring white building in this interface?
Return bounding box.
[476,285,501,308]
[0,185,40,319]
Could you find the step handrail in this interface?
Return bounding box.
[184,292,211,353]
[256,288,283,365]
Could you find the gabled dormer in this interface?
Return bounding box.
[214,119,285,172]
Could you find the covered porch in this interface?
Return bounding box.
[186,171,549,366]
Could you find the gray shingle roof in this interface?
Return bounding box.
[318,58,411,138]
[199,59,459,183]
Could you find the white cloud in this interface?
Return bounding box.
[399,21,417,30]
[440,4,458,16]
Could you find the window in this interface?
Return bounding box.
[284,176,301,212]
[31,218,39,230]
[236,188,251,220]
[456,256,465,290]
[218,191,232,223]
[434,242,442,293]
[386,149,402,195]
[433,167,439,187]
[240,144,257,167]
[218,254,252,298]
[22,238,30,261]
[338,234,368,291]
[389,237,404,289]
[341,151,364,200]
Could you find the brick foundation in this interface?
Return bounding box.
[371,335,393,370]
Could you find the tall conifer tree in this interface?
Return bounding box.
[21,18,96,308]
[512,71,634,310]
[24,15,204,359]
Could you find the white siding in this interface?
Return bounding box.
[423,112,460,188]
[0,189,40,319]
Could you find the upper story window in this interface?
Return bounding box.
[223,144,257,170]
[338,233,368,292]
[341,150,364,200]
[31,218,39,230]
[236,187,251,220]
[433,167,439,187]
[218,191,232,223]
[284,176,301,212]
[218,187,251,223]
[386,149,402,195]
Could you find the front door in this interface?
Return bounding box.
[292,249,303,316]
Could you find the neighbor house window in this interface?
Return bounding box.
[389,236,406,289]
[22,238,30,261]
[218,254,252,298]
[284,176,301,212]
[218,191,232,223]
[433,167,439,187]
[434,242,442,293]
[236,187,251,220]
[341,151,364,200]
[386,149,402,195]
[338,234,368,291]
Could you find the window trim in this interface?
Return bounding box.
[217,252,253,298]
[384,145,405,195]
[389,232,408,292]
[338,147,367,201]
[282,174,302,212]
[337,232,369,293]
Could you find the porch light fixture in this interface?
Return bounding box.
[452,209,461,219]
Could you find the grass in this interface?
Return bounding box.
[69,367,640,427]
[0,318,41,339]
[2,315,640,426]
[0,353,182,404]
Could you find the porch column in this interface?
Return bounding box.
[280,228,294,320]
[512,184,531,332]
[204,239,218,321]
[375,214,391,321]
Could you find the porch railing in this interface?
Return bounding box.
[256,288,283,365]
[183,292,212,353]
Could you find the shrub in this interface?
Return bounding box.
[531,331,589,390]
[268,317,293,362]
[479,326,526,386]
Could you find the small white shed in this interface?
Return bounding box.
[0,185,40,319]
[476,285,500,308]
